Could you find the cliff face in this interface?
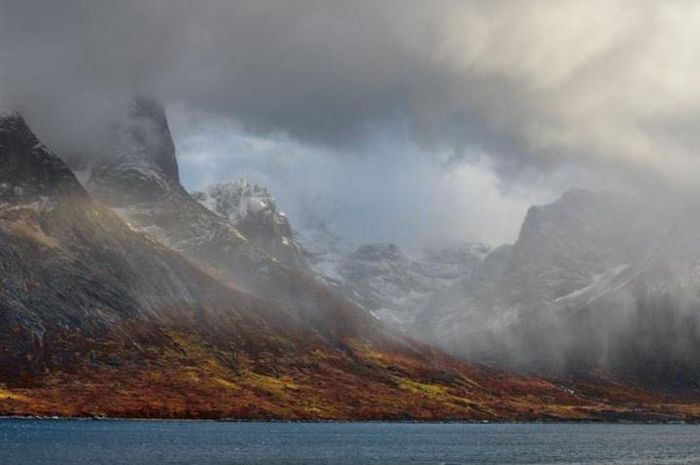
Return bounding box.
[86,97,181,206]
[0,113,85,201]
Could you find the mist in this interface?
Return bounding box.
[412,188,700,384]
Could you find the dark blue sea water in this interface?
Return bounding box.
[1,419,699,464]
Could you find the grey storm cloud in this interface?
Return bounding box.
[2,0,700,188]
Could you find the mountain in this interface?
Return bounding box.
[192,179,307,268]
[334,242,491,331]
[0,112,268,384]
[291,203,493,331]
[293,202,356,282]
[72,100,700,389]
[70,98,400,341]
[4,111,698,420]
[80,96,181,205]
[417,189,700,387]
[71,98,290,294]
[8,112,696,420]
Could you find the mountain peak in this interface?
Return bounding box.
[194,179,276,223]
[0,113,85,202]
[0,112,34,138]
[87,97,183,206]
[193,179,308,267]
[516,189,645,249]
[126,96,179,184]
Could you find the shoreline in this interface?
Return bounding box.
[0,415,695,425]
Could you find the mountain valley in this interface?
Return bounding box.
[1,103,699,421]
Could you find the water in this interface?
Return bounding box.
[2,420,700,464]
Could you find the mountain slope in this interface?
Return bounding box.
[417,189,700,386]
[334,242,490,331]
[73,98,272,293]
[0,112,284,383]
[291,206,492,331]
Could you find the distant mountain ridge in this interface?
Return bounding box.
[332,242,491,331]
[288,201,493,331]
[417,188,700,387]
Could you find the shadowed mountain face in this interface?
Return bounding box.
[0,113,263,382]
[0,115,85,202]
[417,189,700,387]
[88,97,181,206]
[7,112,688,421]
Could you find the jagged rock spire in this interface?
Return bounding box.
[192,180,309,268]
[88,97,184,206]
[126,96,180,184]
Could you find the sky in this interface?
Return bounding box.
[2,1,700,248]
[168,107,554,246]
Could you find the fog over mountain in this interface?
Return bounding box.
[3,1,700,247]
[416,189,700,384]
[2,1,700,394]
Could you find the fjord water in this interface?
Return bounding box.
[2,420,699,465]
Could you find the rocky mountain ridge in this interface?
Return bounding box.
[192,179,307,268]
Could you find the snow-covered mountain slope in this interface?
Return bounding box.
[294,207,356,282]
[290,200,493,332]
[192,180,307,268]
[416,189,700,385]
[293,209,491,331]
[335,242,491,331]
